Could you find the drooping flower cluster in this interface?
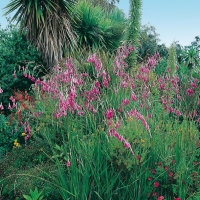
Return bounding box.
[128,109,151,138]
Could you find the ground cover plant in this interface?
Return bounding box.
[1,44,200,200]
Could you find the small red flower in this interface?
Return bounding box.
[154,182,160,188]
[124,141,131,149]
[152,192,157,196]
[168,171,173,177]
[193,162,198,165]
[164,166,169,171]
[186,88,194,96]
[136,155,141,161]
[95,81,101,88]
[157,196,164,200]
[175,198,181,200]
[152,169,156,174]
[66,159,71,167]
[147,177,152,181]
[105,108,114,120]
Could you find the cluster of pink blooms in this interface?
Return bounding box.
[108,128,134,154]
[135,53,160,83]
[102,70,110,88]
[128,109,151,138]
[113,45,134,76]
[105,108,134,154]
[105,108,115,120]
[34,58,86,118]
[21,121,32,144]
[8,96,16,109]
[66,159,71,167]
[19,65,36,82]
[186,88,194,96]
[87,53,102,77]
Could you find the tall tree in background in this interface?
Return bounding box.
[138,24,160,62]
[4,0,77,69]
[127,0,142,67]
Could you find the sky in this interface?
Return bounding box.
[0,0,200,47]
[116,0,200,47]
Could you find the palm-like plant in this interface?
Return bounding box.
[73,1,125,51]
[183,46,199,77]
[183,46,199,69]
[4,0,77,69]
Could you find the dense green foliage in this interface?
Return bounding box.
[138,24,168,62]
[0,22,44,115]
[73,0,126,51]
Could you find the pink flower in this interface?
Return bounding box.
[175,198,181,200]
[31,77,35,82]
[193,110,198,117]
[152,169,156,174]
[152,192,157,197]
[28,74,32,79]
[186,88,194,96]
[115,121,120,129]
[168,171,173,177]
[66,159,71,167]
[175,110,182,116]
[9,96,15,103]
[147,177,152,181]
[105,109,114,120]
[113,131,123,142]
[0,87,3,93]
[136,155,141,161]
[157,196,164,200]
[154,182,160,188]
[87,54,102,74]
[120,81,128,88]
[159,83,165,90]
[8,103,11,109]
[130,92,137,101]
[124,141,131,148]
[13,70,17,78]
[148,114,152,118]
[0,103,4,110]
[122,99,130,106]
[103,79,108,87]
[172,160,176,164]
[191,82,197,88]
[164,166,169,171]
[95,81,101,88]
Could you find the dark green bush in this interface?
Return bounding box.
[0,22,44,115]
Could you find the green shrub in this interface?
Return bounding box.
[0,21,44,115]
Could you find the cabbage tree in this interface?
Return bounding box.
[4,0,77,69]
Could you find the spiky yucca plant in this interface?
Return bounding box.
[4,0,77,69]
